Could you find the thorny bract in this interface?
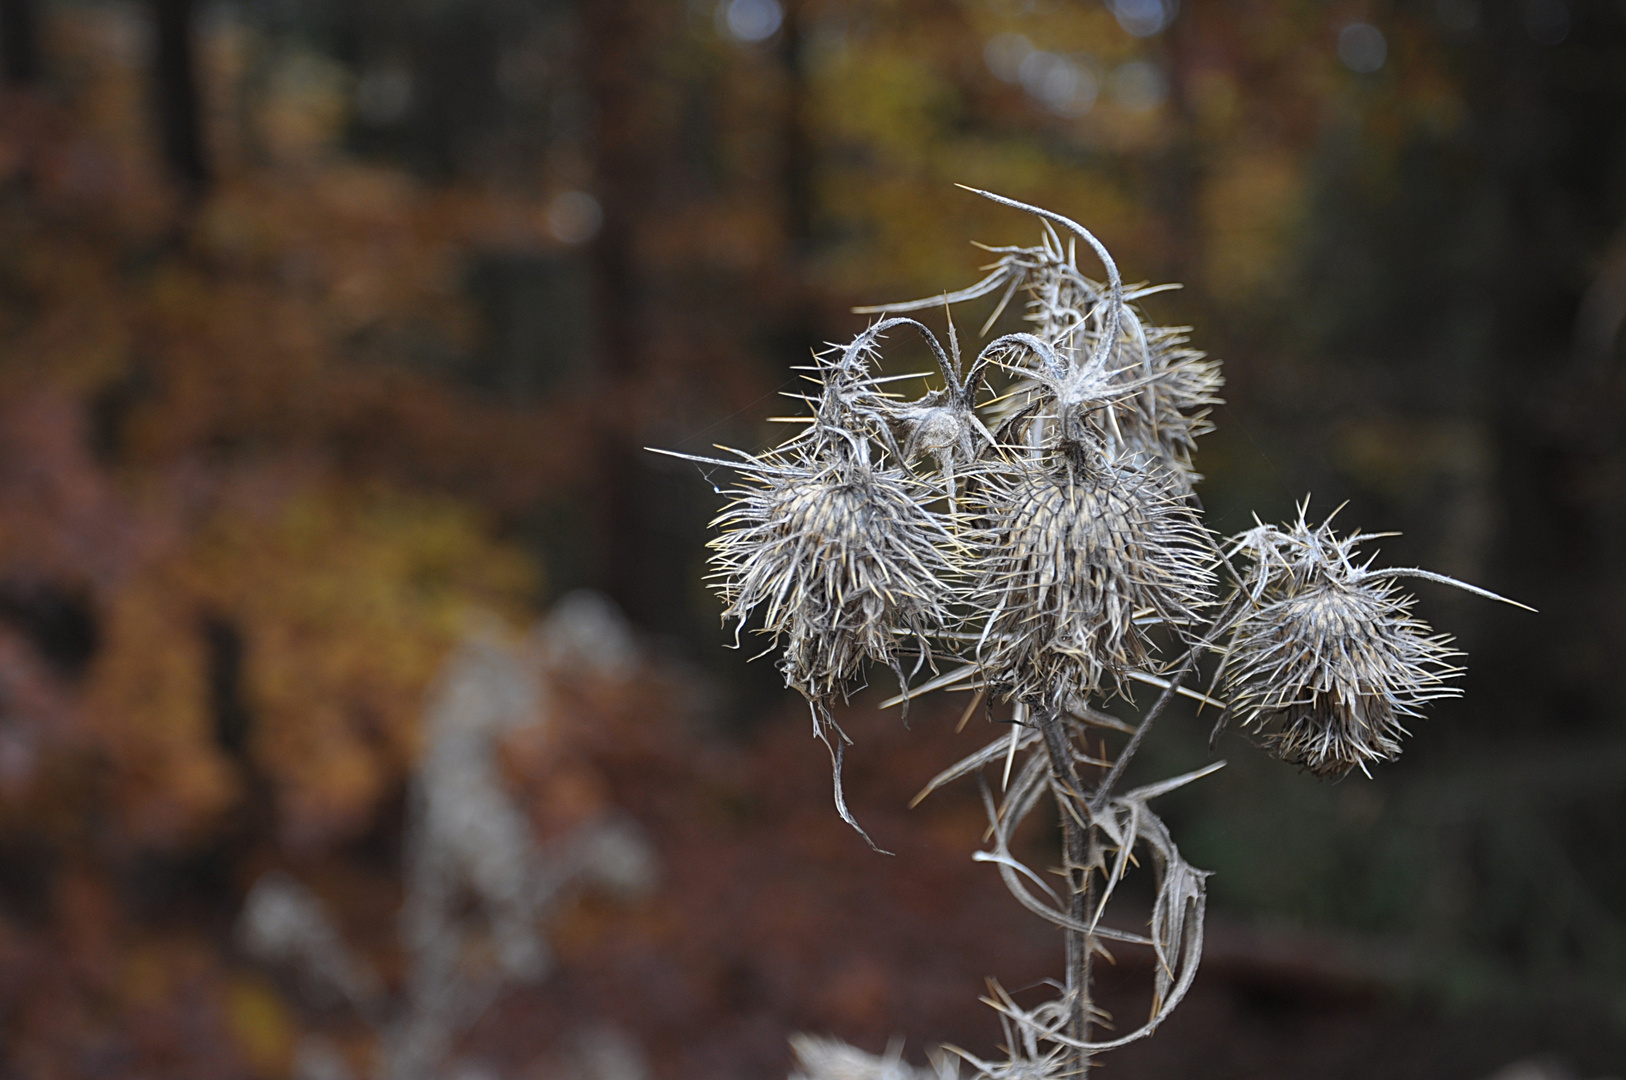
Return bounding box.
[658,190,1527,1078]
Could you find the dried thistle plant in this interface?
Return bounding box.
[240,611,657,1080]
[660,190,1526,1078]
[665,320,964,845]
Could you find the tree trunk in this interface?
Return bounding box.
[152,0,209,195]
[0,0,39,87]
[581,0,661,626]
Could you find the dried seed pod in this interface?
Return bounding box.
[709,449,956,708]
[973,449,1214,712]
[707,443,957,848]
[1222,515,1464,777]
[661,321,966,847]
[879,317,996,498]
[686,319,959,708]
[1026,295,1222,486]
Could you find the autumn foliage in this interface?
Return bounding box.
[1,1,1625,1078]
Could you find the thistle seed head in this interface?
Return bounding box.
[895,391,978,472]
[883,318,996,493]
[1223,514,1463,778]
[1026,301,1222,486]
[974,451,1215,711]
[1007,241,1104,355]
[708,449,957,712]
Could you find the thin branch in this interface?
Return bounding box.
[1090,647,1199,815]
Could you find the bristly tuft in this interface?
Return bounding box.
[1221,511,1463,778]
[708,446,956,712]
[706,320,960,714]
[972,447,1214,713]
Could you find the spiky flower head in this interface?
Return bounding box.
[973,447,1214,713]
[664,319,964,715]
[656,320,974,846]
[708,441,956,712]
[1221,510,1464,778]
[697,334,964,848]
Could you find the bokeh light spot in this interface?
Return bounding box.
[720,0,783,44]
[1111,0,1176,38]
[1020,52,1099,118]
[1109,60,1168,112]
[984,32,1034,84]
[548,191,602,245]
[1337,23,1387,74]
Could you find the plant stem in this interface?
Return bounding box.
[1088,646,1200,813]
[1090,594,1249,813]
[1038,708,1094,1078]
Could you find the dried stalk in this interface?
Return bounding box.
[1035,707,1094,1075]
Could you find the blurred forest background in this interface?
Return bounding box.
[0,0,1624,1077]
